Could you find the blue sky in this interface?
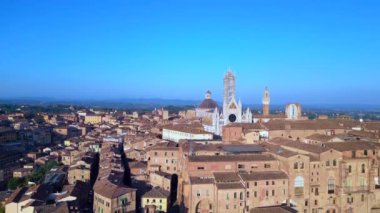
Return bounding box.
[1,0,379,104]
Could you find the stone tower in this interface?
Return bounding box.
[262,87,270,116]
[223,67,236,115]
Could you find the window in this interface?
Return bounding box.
[346,178,352,191]
[264,164,271,168]
[240,192,243,200]
[360,177,366,187]
[254,182,257,186]
[247,192,250,198]
[197,191,200,197]
[266,181,269,186]
[266,190,268,197]
[272,190,275,196]
[294,162,298,169]
[227,193,229,200]
[234,192,237,199]
[362,164,366,173]
[295,176,304,195]
[238,164,245,169]
[326,160,330,167]
[247,182,250,188]
[352,151,356,158]
[347,196,353,204]
[361,194,365,202]
[348,165,352,173]
[315,200,318,205]
[254,191,257,197]
[272,181,275,185]
[226,205,229,210]
[305,200,308,206]
[333,160,337,166]
[364,150,367,156]
[328,178,335,194]
[315,188,319,196]
[197,167,205,170]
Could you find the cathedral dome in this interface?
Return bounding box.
[199,99,218,109]
[198,90,218,109]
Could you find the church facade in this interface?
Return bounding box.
[196,68,252,135]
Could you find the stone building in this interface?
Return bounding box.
[142,187,171,213]
[162,125,213,143]
[146,141,179,174]
[175,136,380,212]
[93,178,136,213]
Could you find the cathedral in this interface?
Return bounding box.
[196,68,252,135]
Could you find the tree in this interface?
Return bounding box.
[7,177,27,190]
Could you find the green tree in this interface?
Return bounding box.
[28,161,58,184]
[7,177,27,190]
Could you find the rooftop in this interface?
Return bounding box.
[142,187,170,199]
[240,171,288,181]
[269,138,329,154]
[163,125,212,135]
[188,154,276,162]
[324,141,380,152]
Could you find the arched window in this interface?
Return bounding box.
[361,164,365,173]
[294,176,304,195]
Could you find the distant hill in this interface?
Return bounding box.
[0,98,380,112]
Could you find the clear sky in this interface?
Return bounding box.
[1,0,379,105]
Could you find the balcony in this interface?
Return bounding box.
[341,186,369,193]
[294,187,304,196]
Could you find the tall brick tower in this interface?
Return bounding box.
[262,87,270,116]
